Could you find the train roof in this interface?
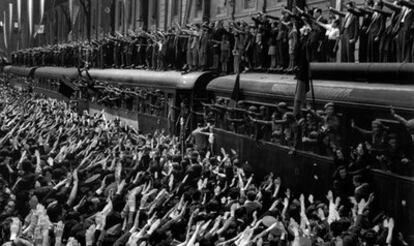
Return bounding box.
[310,63,414,84]
[33,67,79,79]
[207,73,414,110]
[82,69,214,90]
[4,65,36,77]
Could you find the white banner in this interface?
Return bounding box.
[69,0,73,22]
[71,6,80,26]
[40,0,45,24]
[17,0,21,28]
[28,0,33,37]
[3,12,7,49]
[8,4,12,38]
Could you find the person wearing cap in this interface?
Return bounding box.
[351,119,388,151]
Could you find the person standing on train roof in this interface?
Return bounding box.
[199,23,210,71]
[330,1,360,62]
[191,24,201,71]
[379,0,400,62]
[308,8,328,62]
[366,0,386,62]
[358,0,375,63]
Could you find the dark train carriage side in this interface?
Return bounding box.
[3,65,36,90]
[207,73,414,236]
[82,69,215,134]
[32,66,80,101]
[208,73,414,149]
[310,62,414,84]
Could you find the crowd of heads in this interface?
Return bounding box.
[0,81,412,246]
[11,8,341,75]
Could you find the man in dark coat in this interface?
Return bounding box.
[395,3,414,62]
[341,2,360,62]
[366,0,386,62]
[309,8,328,62]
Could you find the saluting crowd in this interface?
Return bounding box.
[10,0,414,75]
[0,83,413,246]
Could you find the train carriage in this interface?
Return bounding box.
[81,69,216,134]
[3,65,36,91]
[32,66,80,100]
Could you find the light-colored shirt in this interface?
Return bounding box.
[320,23,340,40]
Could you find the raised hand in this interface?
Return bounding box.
[85,224,96,246]
[390,106,395,116]
[9,217,21,240]
[54,221,65,243]
[308,194,314,204]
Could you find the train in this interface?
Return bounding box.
[2,63,414,238]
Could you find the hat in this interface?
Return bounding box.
[262,216,283,236]
[407,119,414,134]
[262,215,277,227]
[248,106,257,112]
[107,223,122,236]
[277,102,288,110]
[324,102,335,109]
[346,1,356,7]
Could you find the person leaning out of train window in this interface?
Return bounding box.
[307,102,341,152]
[351,119,389,152]
[378,133,413,175]
[348,142,373,175]
[226,101,247,134]
[299,110,320,152]
[249,109,291,145]
[390,105,414,143]
[283,112,300,153]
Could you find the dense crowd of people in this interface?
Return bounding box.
[0,85,412,246]
[11,0,414,74]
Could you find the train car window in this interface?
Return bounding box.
[206,96,348,158]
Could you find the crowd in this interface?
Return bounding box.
[0,84,412,246]
[11,0,414,75]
